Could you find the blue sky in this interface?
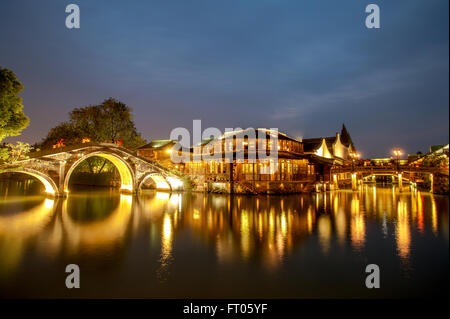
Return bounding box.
[0,0,448,157]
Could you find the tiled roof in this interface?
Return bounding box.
[302,136,336,152]
[219,128,301,143]
[137,140,175,149]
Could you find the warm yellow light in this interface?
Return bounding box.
[350,152,360,159]
[193,209,200,220]
[42,181,56,195]
[166,176,183,190]
[163,214,172,240]
[157,182,171,189]
[0,198,55,238]
[392,148,402,157]
[169,193,181,206]
[156,191,170,200]
[65,153,134,194]
[150,175,171,190]
[60,194,133,252]
[44,198,55,209]
[120,184,133,192]
[7,170,57,195]
[121,194,133,206]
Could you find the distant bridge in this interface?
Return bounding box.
[331,165,449,178]
[0,143,186,197]
[331,164,449,192]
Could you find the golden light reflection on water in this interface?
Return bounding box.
[318,215,331,254]
[396,198,411,261]
[0,198,55,237]
[335,206,346,245]
[240,210,251,259]
[431,197,438,235]
[60,194,133,254]
[157,212,173,281]
[0,186,448,283]
[417,191,424,233]
[350,193,365,250]
[0,198,56,278]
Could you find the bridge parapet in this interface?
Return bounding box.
[331,165,448,176]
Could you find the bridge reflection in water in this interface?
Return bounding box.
[0,184,448,298]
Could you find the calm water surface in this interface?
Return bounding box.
[0,181,448,298]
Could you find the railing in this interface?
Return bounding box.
[202,172,318,183]
[234,173,315,182]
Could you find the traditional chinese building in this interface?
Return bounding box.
[138,125,356,194]
[183,129,314,193]
[302,124,357,185]
[137,140,180,170]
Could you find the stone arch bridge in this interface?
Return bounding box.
[0,143,187,197]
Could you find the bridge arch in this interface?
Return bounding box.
[138,173,184,192]
[64,152,135,194]
[138,173,173,192]
[0,168,59,196]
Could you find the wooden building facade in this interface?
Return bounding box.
[137,126,356,193]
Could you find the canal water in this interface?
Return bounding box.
[0,180,448,298]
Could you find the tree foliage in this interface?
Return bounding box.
[0,142,35,172]
[39,122,82,149]
[0,141,34,162]
[74,156,116,174]
[0,67,30,143]
[40,98,146,149]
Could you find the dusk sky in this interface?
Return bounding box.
[0,0,448,158]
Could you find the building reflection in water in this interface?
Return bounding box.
[318,214,332,254]
[0,185,448,284]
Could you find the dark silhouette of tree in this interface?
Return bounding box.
[40,98,146,149]
[39,122,82,149]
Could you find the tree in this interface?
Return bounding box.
[0,67,30,143]
[0,67,31,165]
[39,122,82,150]
[100,98,143,147]
[0,141,35,172]
[74,156,116,174]
[0,141,34,162]
[40,98,146,149]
